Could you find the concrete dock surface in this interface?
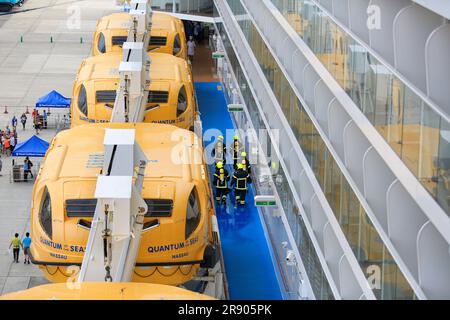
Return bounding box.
[0,0,118,295]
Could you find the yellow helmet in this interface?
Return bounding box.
[234,135,239,140]
[241,152,247,157]
[237,163,244,170]
[218,135,224,141]
[216,162,223,169]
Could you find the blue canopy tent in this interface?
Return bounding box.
[35,90,71,109]
[12,135,49,157]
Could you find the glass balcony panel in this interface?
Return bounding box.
[269,0,450,215]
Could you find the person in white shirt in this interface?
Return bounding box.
[187,36,196,63]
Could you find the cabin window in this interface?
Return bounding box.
[39,187,53,239]
[173,34,181,55]
[78,85,88,116]
[177,85,187,117]
[185,188,200,239]
[98,32,106,54]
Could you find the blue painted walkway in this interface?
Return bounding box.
[195,82,283,300]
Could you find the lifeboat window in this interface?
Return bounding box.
[98,32,106,54]
[39,187,53,239]
[66,199,97,217]
[149,36,167,46]
[65,199,173,218]
[143,220,160,231]
[173,34,181,55]
[78,85,88,116]
[111,36,127,46]
[185,188,200,239]
[96,90,116,103]
[177,86,187,117]
[144,199,173,217]
[148,91,169,103]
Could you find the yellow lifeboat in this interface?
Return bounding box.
[70,52,197,130]
[0,283,214,300]
[93,12,188,60]
[30,123,219,286]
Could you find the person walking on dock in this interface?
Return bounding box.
[35,117,42,135]
[9,233,22,263]
[231,163,252,206]
[3,136,10,156]
[21,113,27,130]
[23,158,30,181]
[43,110,48,129]
[9,134,15,153]
[11,116,17,130]
[23,157,33,181]
[22,232,31,264]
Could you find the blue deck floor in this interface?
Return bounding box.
[195,82,283,300]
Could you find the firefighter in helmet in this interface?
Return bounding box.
[231,135,243,169]
[212,135,226,165]
[214,161,229,178]
[230,163,252,206]
[213,168,230,204]
[240,151,251,174]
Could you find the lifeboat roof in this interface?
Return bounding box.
[39,123,205,182]
[1,282,214,300]
[77,52,189,84]
[97,12,179,33]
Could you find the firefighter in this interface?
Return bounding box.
[214,161,229,178]
[240,151,251,174]
[231,135,243,169]
[212,135,226,164]
[213,168,230,204]
[231,163,252,206]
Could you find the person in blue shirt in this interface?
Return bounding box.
[22,232,31,264]
[43,110,48,129]
[11,116,17,129]
[23,159,30,181]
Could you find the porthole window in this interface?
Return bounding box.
[173,34,181,56]
[98,32,106,54]
[185,188,200,239]
[78,84,88,116]
[177,85,187,117]
[39,187,52,239]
